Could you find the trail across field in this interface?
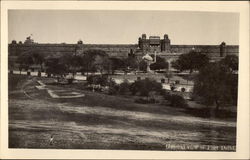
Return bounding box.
[8,75,236,150]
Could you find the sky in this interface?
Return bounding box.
[8,10,239,45]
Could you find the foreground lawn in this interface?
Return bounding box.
[8,75,236,150]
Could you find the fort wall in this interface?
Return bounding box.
[8,34,239,59]
[8,43,138,58]
[170,45,239,57]
[9,43,239,59]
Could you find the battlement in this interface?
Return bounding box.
[8,34,239,59]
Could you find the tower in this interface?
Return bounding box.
[220,42,226,57]
[161,34,171,52]
[139,34,149,53]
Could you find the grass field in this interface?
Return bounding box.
[8,74,236,150]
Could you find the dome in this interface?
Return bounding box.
[142,53,153,61]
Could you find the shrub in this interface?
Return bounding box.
[108,85,119,95]
[164,93,188,108]
[170,85,176,91]
[119,80,131,95]
[130,78,162,97]
[160,88,167,96]
[37,71,41,77]
[181,87,186,92]
[107,79,119,95]
[161,78,165,83]
[67,78,74,84]
[87,75,109,86]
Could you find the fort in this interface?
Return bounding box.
[9,34,239,62]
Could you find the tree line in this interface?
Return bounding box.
[11,49,170,78]
[171,50,238,111]
[11,48,238,111]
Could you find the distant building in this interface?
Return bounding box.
[138,34,171,53]
[8,34,239,61]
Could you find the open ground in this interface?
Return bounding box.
[8,74,236,150]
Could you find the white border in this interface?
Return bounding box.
[1,1,249,159]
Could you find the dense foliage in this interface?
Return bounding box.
[171,50,209,73]
[130,78,162,97]
[219,55,238,72]
[45,57,67,79]
[193,59,238,110]
[149,55,169,71]
[164,92,188,108]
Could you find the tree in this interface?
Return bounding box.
[80,49,109,76]
[219,55,238,72]
[149,55,169,71]
[171,60,181,71]
[60,54,82,77]
[93,54,111,75]
[87,75,109,86]
[193,62,238,111]
[8,59,15,74]
[165,71,173,83]
[124,56,139,71]
[109,58,125,74]
[17,52,34,74]
[130,78,162,98]
[171,50,209,73]
[80,52,95,76]
[45,57,67,82]
[11,40,17,44]
[32,52,45,72]
[139,60,147,72]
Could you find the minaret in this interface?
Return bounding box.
[220,42,226,57]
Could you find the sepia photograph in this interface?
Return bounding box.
[1,1,249,159]
[7,9,239,151]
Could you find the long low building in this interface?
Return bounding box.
[9,34,239,60]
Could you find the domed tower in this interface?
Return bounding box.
[77,39,83,44]
[139,34,149,53]
[161,34,171,52]
[76,39,84,55]
[164,34,169,40]
[220,42,226,57]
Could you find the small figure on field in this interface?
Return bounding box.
[49,135,54,145]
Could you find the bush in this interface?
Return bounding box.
[108,86,119,95]
[67,78,74,84]
[106,79,119,95]
[130,78,162,97]
[87,75,109,86]
[160,88,167,96]
[161,78,165,83]
[164,93,188,108]
[181,87,186,92]
[37,71,41,77]
[119,80,131,95]
[170,85,176,91]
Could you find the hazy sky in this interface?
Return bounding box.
[8,10,239,45]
